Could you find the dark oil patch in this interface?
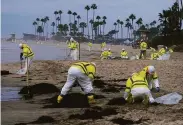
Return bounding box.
[111,118,142,125]
[101,86,120,93]
[14,123,27,125]
[29,116,55,124]
[19,83,60,95]
[69,108,117,120]
[1,70,11,75]
[107,97,126,105]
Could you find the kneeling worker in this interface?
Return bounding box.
[120,48,128,59]
[124,73,155,104]
[57,62,96,104]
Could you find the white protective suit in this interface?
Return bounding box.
[61,67,93,95]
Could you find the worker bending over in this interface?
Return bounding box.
[19,43,34,74]
[100,48,111,60]
[101,42,106,51]
[57,62,96,104]
[150,47,159,60]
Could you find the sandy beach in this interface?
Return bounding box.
[1,40,183,125]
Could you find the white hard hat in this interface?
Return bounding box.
[122,48,125,50]
[108,48,111,50]
[19,43,23,48]
[70,37,74,41]
[104,48,107,51]
[147,66,155,74]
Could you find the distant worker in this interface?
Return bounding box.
[88,42,92,52]
[150,47,159,60]
[138,65,160,92]
[68,38,78,60]
[100,48,109,60]
[19,43,34,74]
[57,62,96,104]
[158,46,166,56]
[120,48,128,59]
[101,42,106,51]
[124,73,155,105]
[139,40,148,59]
[107,48,113,59]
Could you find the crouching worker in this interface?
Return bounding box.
[124,73,155,105]
[57,62,96,104]
[120,48,128,59]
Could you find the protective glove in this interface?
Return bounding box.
[57,95,63,103]
[156,87,160,92]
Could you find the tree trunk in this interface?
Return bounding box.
[69,15,71,34]
[117,24,119,39]
[87,11,89,39]
[93,10,95,38]
[91,24,93,42]
[60,14,62,24]
[103,24,105,36]
[121,25,123,39]
[78,19,80,30]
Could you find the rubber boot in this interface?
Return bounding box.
[142,95,149,105]
[57,95,63,103]
[87,95,96,104]
[126,94,134,103]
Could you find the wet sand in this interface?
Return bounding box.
[1,41,183,125]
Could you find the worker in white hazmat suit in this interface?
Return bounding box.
[57,62,96,104]
[19,43,34,74]
[69,38,78,60]
[124,72,155,105]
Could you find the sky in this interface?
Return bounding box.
[1,0,175,38]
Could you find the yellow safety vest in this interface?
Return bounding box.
[151,53,159,60]
[108,51,112,56]
[69,42,78,50]
[22,44,34,58]
[121,51,128,56]
[101,51,109,58]
[158,48,166,56]
[140,42,147,50]
[72,62,96,79]
[125,74,148,93]
[88,42,92,47]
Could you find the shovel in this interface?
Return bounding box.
[22,58,33,100]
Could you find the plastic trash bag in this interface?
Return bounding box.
[155,92,182,105]
[16,68,26,75]
[157,53,170,60]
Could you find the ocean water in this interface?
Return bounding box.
[1,41,68,63]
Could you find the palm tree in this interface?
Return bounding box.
[54,11,58,31]
[68,10,72,33]
[36,18,40,26]
[129,14,136,29]
[37,26,43,38]
[63,24,69,36]
[102,20,106,35]
[96,16,101,35]
[114,22,117,39]
[77,15,81,29]
[91,4,97,38]
[56,17,60,32]
[119,21,124,39]
[85,5,90,39]
[91,4,97,21]
[33,21,37,36]
[125,22,131,39]
[89,19,94,41]
[152,20,156,26]
[79,22,87,35]
[51,22,55,35]
[136,18,143,28]
[117,19,120,39]
[41,18,46,36]
[72,12,77,22]
[58,10,63,24]
[44,16,49,39]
